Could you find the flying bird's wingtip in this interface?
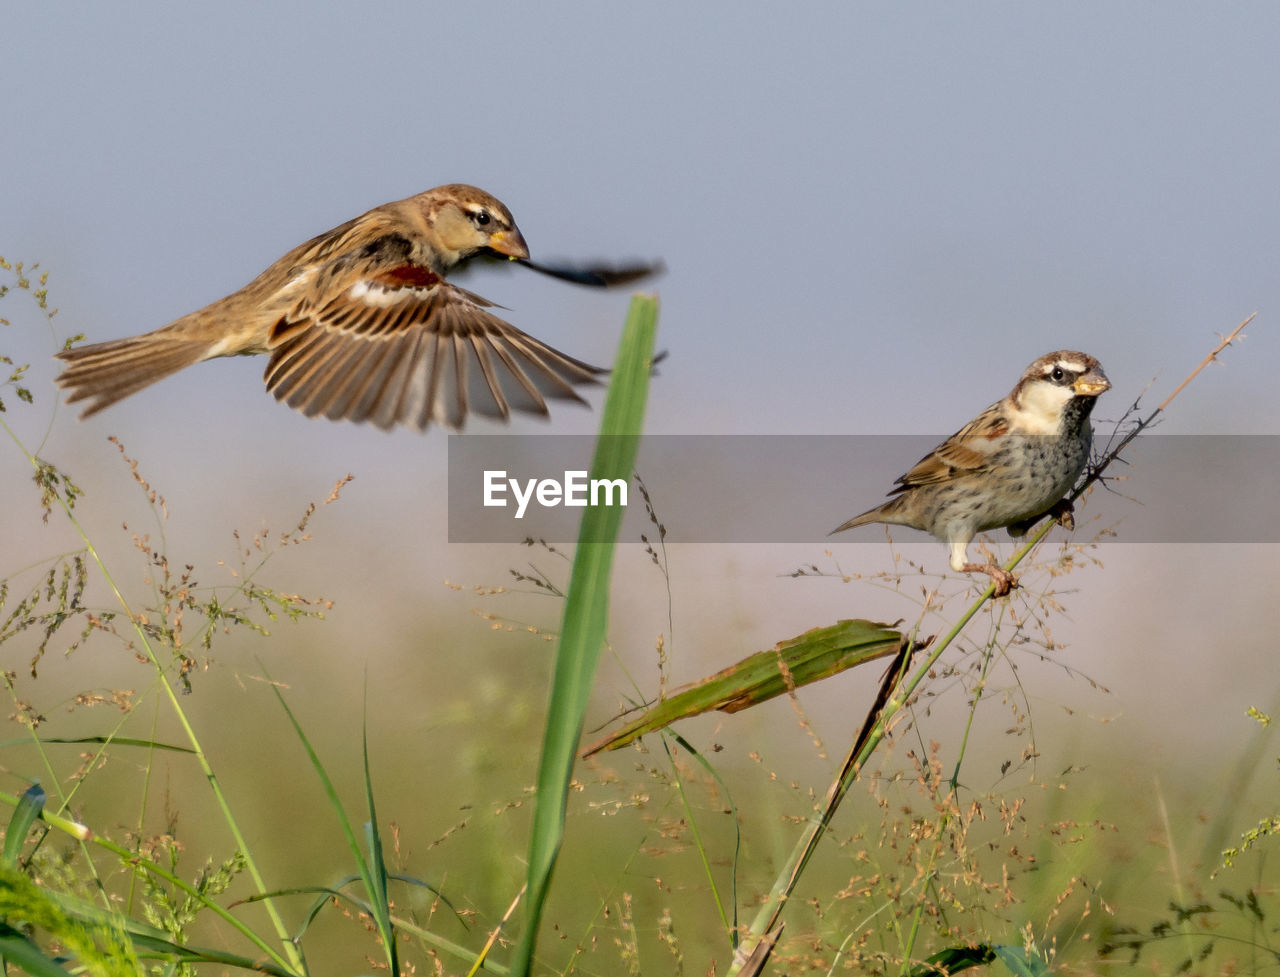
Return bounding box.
[518,257,665,288]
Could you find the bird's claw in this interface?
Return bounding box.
[963,563,1019,598]
[1049,500,1075,531]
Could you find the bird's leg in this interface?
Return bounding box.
[949,540,1017,596]
[960,563,1018,597]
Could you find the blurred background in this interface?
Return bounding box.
[3,3,1277,972]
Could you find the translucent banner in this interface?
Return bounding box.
[446,435,1277,544]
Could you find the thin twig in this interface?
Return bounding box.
[1158,314,1253,411]
[1073,312,1254,502]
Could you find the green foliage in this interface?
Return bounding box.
[137,839,246,956]
[0,262,319,973]
[0,555,93,682]
[2,258,1273,977]
[1222,707,1279,868]
[0,256,49,414]
[0,267,668,975]
[0,861,140,977]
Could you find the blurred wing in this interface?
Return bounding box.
[891,402,1009,491]
[519,257,664,288]
[262,262,604,430]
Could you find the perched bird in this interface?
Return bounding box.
[830,351,1110,596]
[56,184,656,431]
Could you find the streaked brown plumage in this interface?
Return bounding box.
[831,351,1110,596]
[56,184,651,430]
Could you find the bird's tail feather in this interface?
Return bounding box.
[829,510,880,536]
[55,333,213,417]
[829,500,907,536]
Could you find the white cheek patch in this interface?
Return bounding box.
[349,280,417,308]
[1013,381,1073,433]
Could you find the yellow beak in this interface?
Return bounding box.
[1073,371,1111,397]
[487,228,530,260]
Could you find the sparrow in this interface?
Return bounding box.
[830,351,1110,596]
[55,184,657,431]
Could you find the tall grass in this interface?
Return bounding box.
[1,256,1274,977]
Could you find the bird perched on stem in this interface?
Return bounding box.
[831,351,1110,596]
[55,184,657,431]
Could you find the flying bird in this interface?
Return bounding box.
[55,184,658,431]
[831,351,1110,596]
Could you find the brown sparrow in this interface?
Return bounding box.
[831,351,1110,596]
[56,184,655,430]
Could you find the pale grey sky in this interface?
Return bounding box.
[7,3,1277,443]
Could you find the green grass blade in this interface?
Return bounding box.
[511,294,659,977]
[991,945,1052,976]
[0,926,73,977]
[265,670,398,972]
[904,944,996,976]
[4,783,45,866]
[25,737,195,753]
[361,689,398,976]
[582,619,905,755]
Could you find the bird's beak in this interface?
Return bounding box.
[487,228,530,260]
[1073,369,1111,397]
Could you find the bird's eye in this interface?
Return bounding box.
[1051,366,1066,383]
[473,210,491,227]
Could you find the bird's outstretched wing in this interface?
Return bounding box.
[263,246,604,430]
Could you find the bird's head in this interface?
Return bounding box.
[1010,351,1110,433]
[419,184,530,267]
